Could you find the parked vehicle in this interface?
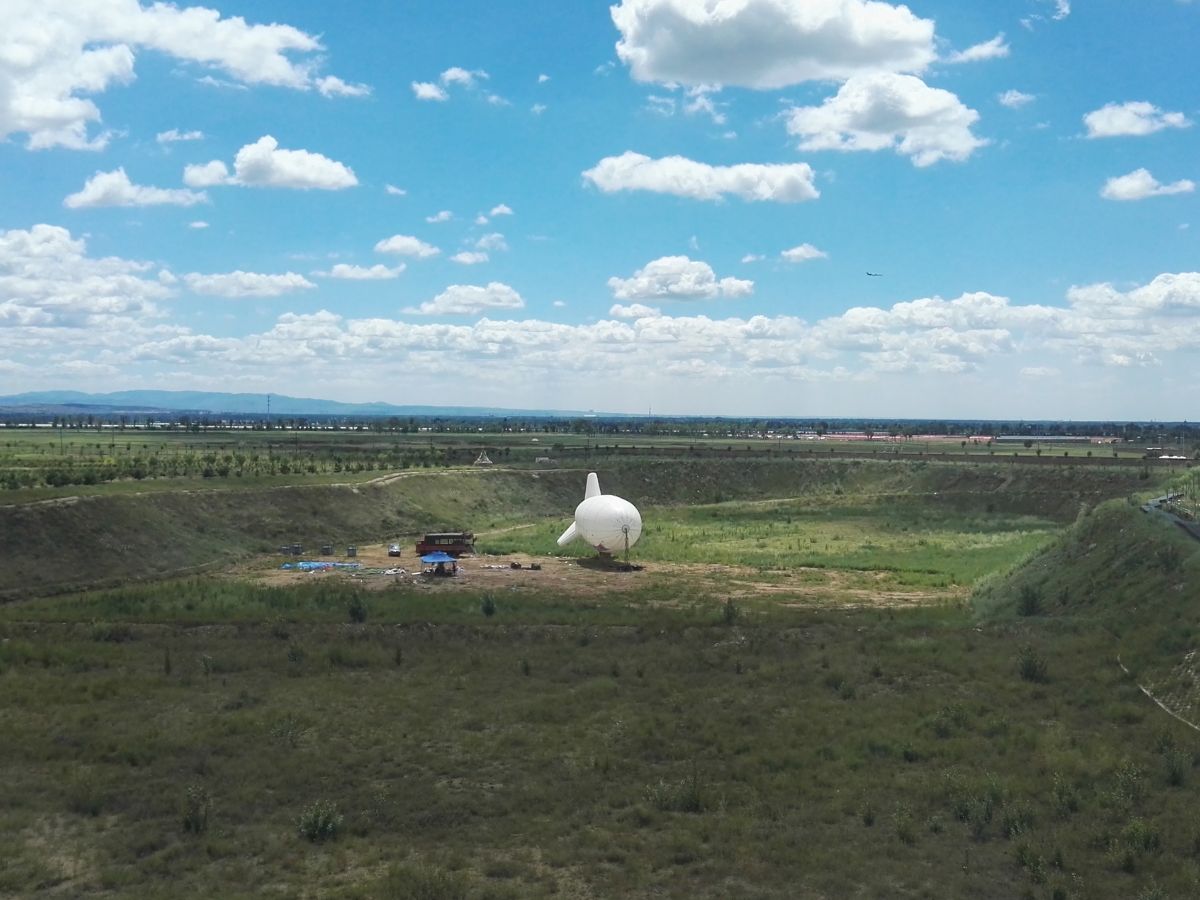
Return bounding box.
[415,531,475,557]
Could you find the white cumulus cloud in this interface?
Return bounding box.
[489,203,514,216]
[183,160,232,188]
[374,235,440,258]
[0,223,172,327]
[608,256,754,301]
[412,67,488,102]
[405,282,524,316]
[475,233,508,252]
[0,0,359,151]
[156,128,204,144]
[385,184,407,196]
[64,168,208,208]
[425,210,454,223]
[318,263,406,280]
[184,270,316,298]
[583,152,818,202]
[784,73,986,166]
[1084,101,1191,138]
[1101,168,1195,201]
[411,81,447,101]
[781,243,828,262]
[185,135,357,190]
[998,90,1035,109]
[611,0,936,88]
[451,251,489,265]
[609,303,662,319]
[944,34,1009,64]
[441,66,486,87]
[315,76,370,98]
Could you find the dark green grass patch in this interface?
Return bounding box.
[2,583,1199,898]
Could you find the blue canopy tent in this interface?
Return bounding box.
[420,551,458,576]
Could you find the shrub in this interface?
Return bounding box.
[182,784,211,834]
[645,766,705,813]
[1017,585,1043,617]
[481,595,497,617]
[721,597,740,625]
[347,595,368,623]
[1017,645,1049,683]
[1051,773,1081,817]
[1165,749,1190,787]
[270,715,306,749]
[1002,803,1035,839]
[67,771,105,817]
[893,802,917,845]
[859,801,876,827]
[298,799,342,842]
[1109,761,1145,808]
[1014,843,1047,884]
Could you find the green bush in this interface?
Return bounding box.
[481,594,497,617]
[645,767,705,813]
[721,597,740,625]
[1164,749,1190,787]
[1017,645,1049,683]
[347,595,368,623]
[182,784,211,834]
[1017,584,1043,616]
[298,799,342,842]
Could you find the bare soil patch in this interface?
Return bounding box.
[239,541,960,608]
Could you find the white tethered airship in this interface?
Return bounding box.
[557,472,643,557]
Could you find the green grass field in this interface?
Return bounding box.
[483,492,1056,588]
[3,562,1199,898]
[0,426,1156,501]
[1,456,1193,897]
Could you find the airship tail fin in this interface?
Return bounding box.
[556,521,578,546]
[584,472,601,499]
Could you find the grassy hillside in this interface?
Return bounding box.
[1,462,1196,898]
[3,573,1200,896]
[974,500,1200,691]
[1,459,1154,599]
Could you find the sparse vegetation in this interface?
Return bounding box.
[0,454,1194,896]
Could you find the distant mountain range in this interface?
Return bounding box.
[0,390,601,418]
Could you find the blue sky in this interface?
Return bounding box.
[1,0,1197,418]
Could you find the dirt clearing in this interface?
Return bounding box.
[238,541,963,608]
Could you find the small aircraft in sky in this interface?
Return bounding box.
[866,271,883,277]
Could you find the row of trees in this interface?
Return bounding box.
[7,414,1198,445]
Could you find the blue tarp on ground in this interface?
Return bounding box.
[419,551,457,564]
[280,561,363,571]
